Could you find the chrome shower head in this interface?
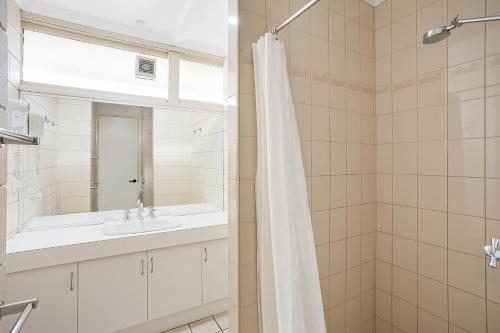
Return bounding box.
[422,26,451,44]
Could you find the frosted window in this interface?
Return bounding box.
[179,60,223,104]
[23,31,169,98]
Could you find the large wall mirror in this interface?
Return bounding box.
[7,92,226,232]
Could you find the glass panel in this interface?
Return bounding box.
[23,30,169,98]
[179,59,224,104]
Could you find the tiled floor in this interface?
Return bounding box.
[162,312,229,333]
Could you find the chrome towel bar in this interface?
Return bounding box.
[0,127,39,146]
[0,298,38,333]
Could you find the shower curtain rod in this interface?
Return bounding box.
[270,0,321,35]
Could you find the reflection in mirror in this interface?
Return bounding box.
[7,93,225,233]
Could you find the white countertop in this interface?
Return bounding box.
[7,211,228,274]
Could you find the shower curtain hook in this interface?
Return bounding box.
[271,28,279,40]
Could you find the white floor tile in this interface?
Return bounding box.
[189,317,221,333]
[214,313,229,330]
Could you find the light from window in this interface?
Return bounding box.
[179,59,223,104]
[23,30,169,98]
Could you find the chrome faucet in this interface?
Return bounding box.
[485,238,500,268]
[137,180,145,220]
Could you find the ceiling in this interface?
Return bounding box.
[16,0,228,57]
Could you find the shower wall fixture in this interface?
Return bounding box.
[423,14,500,44]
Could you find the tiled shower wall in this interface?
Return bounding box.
[374,0,500,332]
[233,0,377,331]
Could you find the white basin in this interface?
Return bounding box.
[103,216,182,236]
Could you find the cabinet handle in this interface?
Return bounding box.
[141,259,144,276]
[70,272,74,291]
[150,257,154,274]
[204,247,208,262]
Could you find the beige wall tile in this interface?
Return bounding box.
[486,137,500,178]
[418,275,448,320]
[346,266,361,299]
[448,99,485,139]
[376,259,392,292]
[449,287,487,333]
[393,110,417,143]
[375,0,391,30]
[393,143,417,174]
[376,289,392,323]
[487,263,500,304]
[312,176,331,211]
[392,13,417,52]
[393,266,417,305]
[331,207,347,241]
[418,309,449,333]
[377,232,393,263]
[448,250,486,297]
[393,175,417,207]
[312,210,330,246]
[392,0,416,22]
[375,25,391,57]
[418,141,447,175]
[392,45,417,83]
[418,242,447,283]
[418,105,447,141]
[331,271,346,307]
[317,243,331,279]
[448,139,485,177]
[448,213,485,257]
[393,205,417,240]
[392,296,417,333]
[486,178,500,220]
[312,141,331,176]
[418,209,447,247]
[487,301,500,333]
[346,235,361,268]
[331,175,346,208]
[393,236,417,272]
[448,177,485,217]
[418,175,447,211]
[331,239,347,274]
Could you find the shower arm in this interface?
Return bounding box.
[447,14,500,31]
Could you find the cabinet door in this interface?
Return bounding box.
[2,263,77,333]
[202,238,228,303]
[148,243,202,320]
[78,252,147,333]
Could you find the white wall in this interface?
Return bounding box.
[153,107,225,208]
[6,95,91,236]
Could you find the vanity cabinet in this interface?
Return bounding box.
[5,238,227,332]
[202,239,228,304]
[147,243,202,320]
[2,263,77,333]
[78,252,148,333]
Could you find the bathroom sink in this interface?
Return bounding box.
[103,216,182,236]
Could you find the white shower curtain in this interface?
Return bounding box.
[252,33,327,333]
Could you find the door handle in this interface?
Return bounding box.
[70,272,74,291]
[128,179,137,183]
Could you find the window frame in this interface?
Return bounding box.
[20,14,225,112]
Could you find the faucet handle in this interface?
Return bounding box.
[485,238,500,268]
[492,238,500,249]
[148,206,157,219]
[123,209,131,221]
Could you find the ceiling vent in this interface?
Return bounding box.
[135,56,156,80]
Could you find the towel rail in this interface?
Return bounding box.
[0,127,39,146]
[0,298,38,333]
